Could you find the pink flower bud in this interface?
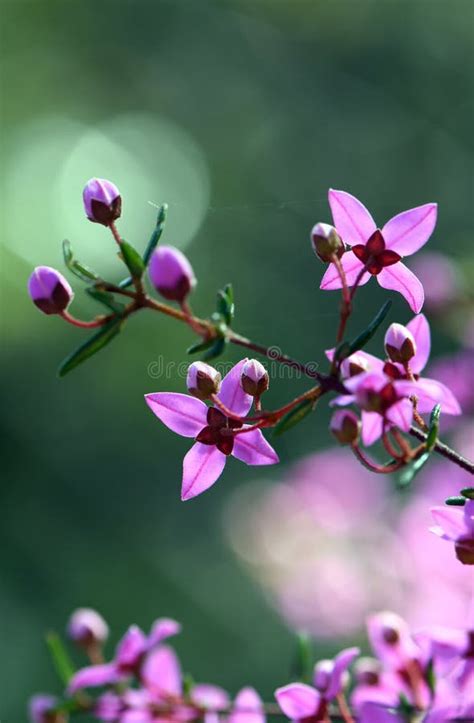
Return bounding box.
[240,359,269,396]
[340,353,371,379]
[187,362,221,400]
[149,245,196,303]
[29,695,58,723]
[330,410,360,445]
[67,608,109,647]
[28,266,73,315]
[353,657,382,686]
[313,659,333,692]
[311,223,343,263]
[83,178,121,226]
[384,323,416,364]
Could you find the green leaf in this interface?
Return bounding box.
[85,287,125,314]
[119,204,168,289]
[217,284,235,325]
[203,337,227,361]
[426,403,441,451]
[291,632,313,683]
[334,341,351,363]
[461,487,474,500]
[119,240,145,278]
[187,338,217,355]
[62,239,100,282]
[445,496,466,506]
[273,398,316,437]
[46,632,75,685]
[347,300,392,356]
[58,318,123,377]
[398,451,430,487]
[426,658,436,697]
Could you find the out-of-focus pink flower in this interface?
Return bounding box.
[409,252,460,310]
[229,687,265,723]
[67,607,109,647]
[68,617,180,693]
[320,189,437,312]
[430,500,474,564]
[145,360,278,501]
[275,647,358,720]
[28,695,58,723]
[416,625,474,692]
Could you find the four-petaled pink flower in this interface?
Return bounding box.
[275,647,359,720]
[320,189,438,312]
[145,359,279,501]
[430,500,474,565]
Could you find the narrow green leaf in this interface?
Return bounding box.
[348,300,392,355]
[203,337,227,361]
[398,451,430,487]
[217,283,235,325]
[85,287,125,314]
[187,338,216,355]
[119,240,145,278]
[46,632,75,685]
[58,318,123,377]
[334,341,351,363]
[461,487,474,500]
[426,403,441,451]
[182,673,195,697]
[291,632,313,683]
[119,204,168,288]
[426,658,436,697]
[62,240,100,282]
[273,399,316,437]
[445,496,466,506]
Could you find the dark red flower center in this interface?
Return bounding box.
[196,407,243,455]
[352,230,401,275]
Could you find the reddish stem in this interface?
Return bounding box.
[60,310,110,329]
[109,221,122,246]
[351,442,403,474]
[336,693,355,723]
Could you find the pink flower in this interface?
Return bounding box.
[320,189,438,312]
[68,617,181,693]
[430,500,474,565]
[336,370,415,446]
[229,687,265,723]
[275,647,359,720]
[145,360,279,501]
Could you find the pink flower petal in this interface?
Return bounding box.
[181,443,227,501]
[377,263,424,313]
[328,189,376,245]
[382,203,437,256]
[145,393,208,437]
[411,377,461,415]
[326,647,360,699]
[217,360,253,416]
[148,618,182,648]
[320,251,371,291]
[142,645,182,699]
[232,429,279,466]
[116,625,148,668]
[361,411,384,446]
[430,506,468,541]
[229,687,265,723]
[359,703,405,723]
[68,663,121,693]
[406,314,430,373]
[121,712,154,723]
[275,683,321,720]
[385,398,413,432]
[191,684,230,710]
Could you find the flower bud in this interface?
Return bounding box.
[149,246,196,303]
[313,659,333,692]
[29,695,60,723]
[28,266,74,315]
[384,323,416,364]
[187,362,221,400]
[240,359,269,396]
[83,178,121,226]
[330,410,360,445]
[67,608,109,648]
[340,352,370,379]
[311,223,344,263]
[353,657,382,686]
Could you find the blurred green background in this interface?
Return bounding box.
[1,0,473,718]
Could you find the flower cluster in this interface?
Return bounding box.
[29,608,474,722]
